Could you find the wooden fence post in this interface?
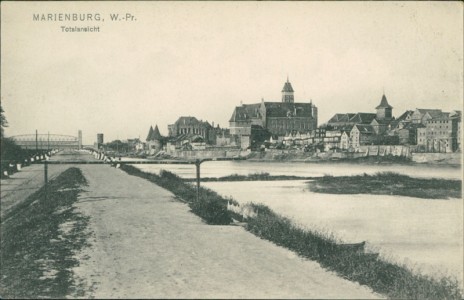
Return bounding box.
[195,159,201,202]
[44,161,48,185]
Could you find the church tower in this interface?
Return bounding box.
[375,94,393,120]
[281,77,294,103]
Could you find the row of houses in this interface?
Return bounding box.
[141,78,461,154]
[279,106,461,153]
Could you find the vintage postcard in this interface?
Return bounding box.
[1,1,462,299]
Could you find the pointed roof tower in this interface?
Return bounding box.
[151,125,162,140]
[146,126,154,141]
[281,77,294,103]
[376,94,393,109]
[376,94,393,120]
[282,77,294,93]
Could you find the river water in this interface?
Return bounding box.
[129,160,463,282]
[132,160,462,180]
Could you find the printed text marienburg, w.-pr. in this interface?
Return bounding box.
[33,13,137,22]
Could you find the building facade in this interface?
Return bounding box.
[410,109,443,125]
[168,116,215,145]
[229,79,318,149]
[350,124,375,148]
[340,131,350,150]
[420,111,461,153]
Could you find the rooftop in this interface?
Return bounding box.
[376,94,393,109]
[281,79,294,93]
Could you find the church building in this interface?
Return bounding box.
[229,78,318,148]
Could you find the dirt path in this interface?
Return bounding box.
[71,164,381,299]
[0,150,96,219]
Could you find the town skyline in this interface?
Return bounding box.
[2,1,462,144]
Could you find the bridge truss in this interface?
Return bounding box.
[9,134,80,150]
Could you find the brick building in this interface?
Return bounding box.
[229,78,318,149]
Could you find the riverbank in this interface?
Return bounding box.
[246,203,462,299]
[245,150,462,166]
[116,147,462,168]
[120,166,462,299]
[138,149,461,166]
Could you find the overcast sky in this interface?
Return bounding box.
[1,1,462,144]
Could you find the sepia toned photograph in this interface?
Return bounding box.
[1,1,462,299]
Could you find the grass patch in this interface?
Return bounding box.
[0,167,90,299]
[335,155,414,164]
[246,204,462,299]
[120,165,236,225]
[186,172,313,182]
[308,171,462,199]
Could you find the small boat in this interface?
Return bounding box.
[338,241,366,253]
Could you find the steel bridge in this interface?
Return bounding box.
[9,133,81,150]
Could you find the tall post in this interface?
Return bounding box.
[195,159,201,202]
[48,132,50,151]
[35,129,38,151]
[44,161,48,184]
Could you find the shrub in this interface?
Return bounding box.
[190,193,231,225]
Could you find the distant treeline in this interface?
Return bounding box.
[0,138,52,178]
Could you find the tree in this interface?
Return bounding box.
[105,140,129,153]
[0,104,26,177]
[1,137,25,162]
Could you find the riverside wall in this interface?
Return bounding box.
[358,145,411,157]
[166,148,243,159]
[410,152,462,164]
[166,146,461,164]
